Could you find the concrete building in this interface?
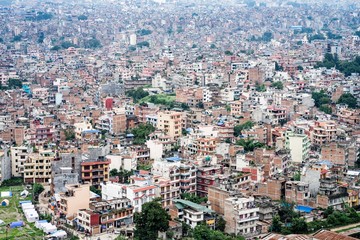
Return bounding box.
[170,199,215,229]
[101,181,157,213]
[10,145,29,177]
[0,149,11,183]
[59,184,91,218]
[285,131,310,163]
[81,160,110,190]
[157,111,183,139]
[24,150,54,184]
[285,181,310,205]
[224,196,260,237]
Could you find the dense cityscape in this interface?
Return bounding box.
[0,0,359,239]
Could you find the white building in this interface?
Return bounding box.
[224,197,260,237]
[101,181,157,213]
[10,146,30,177]
[285,131,310,163]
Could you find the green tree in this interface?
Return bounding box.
[8,78,22,89]
[233,121,255,137]
[33,183,44,201]
[262,31,273,42]
[78,15,88,20]
[134,199,170,240]
[271,215,282,233]
[131,123,155,145]
[64,129,75,141]
[181,193,207,204]
[291,217,308,234]
[109,168,119,177]
[126,87,149,103]
[90,186,101,196]
[319,105,332,114]
[338,93,358,108]
[137,41,150,48]
[224,50,233,56]
[84,38,102,49]
[255,82,266,92]
[275,62,283,71]
[215,217,226,232]
[271,81,284,90]
[235,139,265,152]
[12,35,22,42]
[312,90,331,107]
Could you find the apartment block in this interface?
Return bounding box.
[59,184,91,218]
[157,111,182,139]
[81,160,110,189]
[10,145,29,177]
[285,131,310,163]
[24,150,54,184]
[224,197,260,237]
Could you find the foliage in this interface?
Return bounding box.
[356,31,360,37]
[210,44,216,49]
[3,78,23,89]
[61,41,78,49]
[33,183,44,201]
[84,38,102,49]
[180,193,208,204]
[38,32,45,43]
[235,139,265,152]
[224,50,233,56]
[137,29,152,36]
[308,32,326,42]
[293,171,301,181]
[137,41,150,48]
[0,177,23,186]
[129,46,137,51]
[255,82,266,92]
[131,123,155,145]
[338,93,358,108]
[327,31,342,40]
[134,199,170,240]
[126,87,149,103]
[196,102,204,109]
[90,186,101,196]
[262,31,273,42]
[39,213,52,222]
[271,81,284,90]
[12,35,22,42]
[181,103,190,110]
[64,129,75,141]
[51,45,61,51]
[140,94,176,108]
[319,105,332,114]
[78,15,88,20]
[233,121,255,137]
[215,217,226,232]
[297,65,304,70]
[270,215,282,232]
[28,12,53,21]
[272,202,360,234]
[315,53,360,77]
[193,224,244,240]
[312,90,331,107]
[275,62,283,71]
[110,168,133,183]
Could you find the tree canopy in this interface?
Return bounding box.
[126,87,149,103]
[338,93,358,108]
[271,81,284,90]
[234,121,255,137]
[131,123,155,145]
[193,224,244,240]
[134,199,170,240]
[235,139,265,152]
[180,193,208,204]
[315,53,360,77]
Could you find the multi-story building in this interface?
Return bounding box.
[224,196,260,237]
[317,176,349,210]
[170,199,216,229]
[285,181,310,205]
[101,181,157,213]
[0,149,11,183]
[311,121,337,145]
[157,111,183,139]
[81,160,110,189]
[196,166,223,197]
[285,131,310,163]
[10,145,29,177]
[24,149,54,184]
[28,125,57,145]
[59,184,91,218]
[152,157,197,194]
[154,177,180,208]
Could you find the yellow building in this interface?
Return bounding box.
[59,184,90,218]
[157,111,182,139]
[24,150,54,184]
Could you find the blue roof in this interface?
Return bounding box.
[296,205,314,213]
[126,133,134,137]
[166,156,182,162]
[316,160,333,166]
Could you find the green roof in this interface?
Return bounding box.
[173,199,214,213]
